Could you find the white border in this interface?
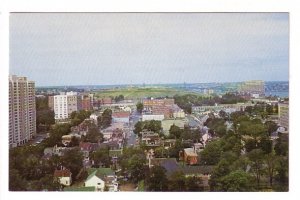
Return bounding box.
[1,1,299,200]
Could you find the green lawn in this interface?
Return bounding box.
[94,87,196,99]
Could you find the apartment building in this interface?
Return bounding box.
[278,102,289,131]
[9,75,36,147]
[53,92,78,120]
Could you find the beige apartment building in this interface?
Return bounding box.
[9,75,36,148]
[278,102,289,131]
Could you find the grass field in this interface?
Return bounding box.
[94,87,197,99]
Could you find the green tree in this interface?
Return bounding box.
[169,124,182,139]
[61,148,83,180]
[185,176,204,191]
[168,171,186,191]
[146,166,168,191]
[136,102,144,113]
[90,147,110,167]
[9,169,27,191]
[200,139,222,165]
[265,152,277,187]
[274,156,288,190]
[209,159,231,191]
[248,149,265,188]
[274,133,288,156]
[219,170,255,191]
[264,121,278,135]
[119,147,147,183]
[259,136,272,154]
[98,109,112,129]
[84,123,103,143]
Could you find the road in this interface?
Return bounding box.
[126,111,141,147]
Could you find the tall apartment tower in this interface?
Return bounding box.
[9,75,36,148]
[278,102,289,131]
[53,91,78,120]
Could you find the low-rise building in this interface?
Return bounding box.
[54,169,72,186]
[141,130,161,146]
[84,168,117,192]
[142,114,165,121]
[112,112,130,124]
[182,148,198,165]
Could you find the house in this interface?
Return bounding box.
[54,169,72,186]
[79,142,99,160]
[43,145,69,157]
[141,130,161,146]
[84,168,118,192]
[182,148,198,165]
[112,112,130,124]
[62,133,81,146]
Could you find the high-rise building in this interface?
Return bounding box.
[278,102,289,131]
[239,80,265,97]
[48,95,54,110]
[9,75,36,148]
[53,92,78,120]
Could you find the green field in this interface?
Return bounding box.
[94,87,197,99]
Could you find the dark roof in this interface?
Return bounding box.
[151,158,180,177]
[152,158,214,177]
[180,165,214,175]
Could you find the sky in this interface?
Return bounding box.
[9,13,289,86]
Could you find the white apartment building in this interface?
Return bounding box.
[54,92,78,120]
[9,75,36,148]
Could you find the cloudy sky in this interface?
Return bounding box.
[10,13,289,86]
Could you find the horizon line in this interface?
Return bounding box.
[35,80,289,88]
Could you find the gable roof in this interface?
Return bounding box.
[54,169,72,177]
[86,168,115,182]
[112,112,130,118]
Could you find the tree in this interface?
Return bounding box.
[61,148,83,180]
[90,148,110,167]
[265,152,277,187]
[119,147,147,183]
[168,171,186,191]
[136,102,144,113]
[9,169,27,191]
[274,156,288,191]
[133,121,144,137]
[185,176,204,191]
[146,166,168,191]
[84,124,103,143]
[219,170,255,191]
[274,133,288,156]
[98,109,112,129]
[209,159,231,191]
[259,136,272,154]
[200,140,222,165]
[248,149,265,188]
[169,124,182,139]
[114,95,124,102]
[264,121,278,135]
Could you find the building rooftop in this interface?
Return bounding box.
[112,112,130,118]
[54,169,72,177]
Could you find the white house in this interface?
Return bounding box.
[84,168,117,192]
[85,171,105,191]
[54,169,72,186]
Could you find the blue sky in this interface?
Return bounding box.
[9,13,289,86]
